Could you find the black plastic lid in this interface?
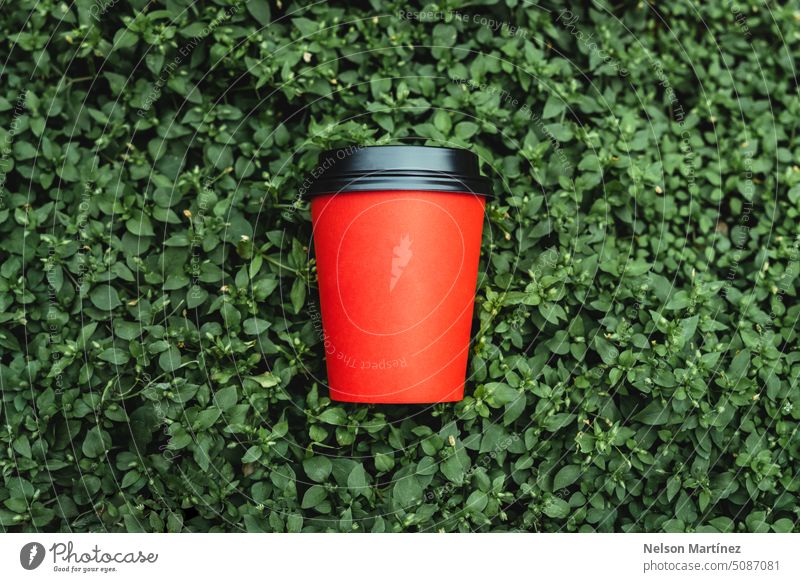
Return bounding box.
[304,145,492,197]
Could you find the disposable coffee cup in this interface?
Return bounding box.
[307,145,491,403]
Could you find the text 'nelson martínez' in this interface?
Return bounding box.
[644,543,742,554]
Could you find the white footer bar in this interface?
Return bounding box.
[1,533,797,581]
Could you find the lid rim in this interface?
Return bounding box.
[303,145,493,198]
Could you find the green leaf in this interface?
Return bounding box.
[290,278,306,314]
[392,475,422,506]
[249,372,280,388]
[728,350,750,380]
[317,408,346,425]
[247,0,271,26]
[772,518,794,533]
[186,286,208,308]
[214,386,237,410]
[241,446,262,463]
[82,427,111,458]
[455,121,479,140]
[487,382,518,406]
[663,519,686,533]
[91,285,122,310]
[432,23,456,47]
[553,465,582,490]
[465,490,488,513]
[543,413,576,432]
[121,470,140,488]
[126,211,155,237]
[243,317,271,335]
[375,452,394,472]
[676,314,699,347]
[303,456,332,482]
[347,463,368,497]
[30,504,55,527]
[542,496,570,519]
[301,485,327,509]
[544,122,573,141]
[159,345,182,372]
[287,513,303,532]
[98,347,130,365]
[542,95,565,119]
[14,141,38,159]
[0,510,21,526]
[634,401,671,425]
[113,27,138,49]
[114,321,141,341]
[13,435,31,458]
[433,110,452,133]
[666,476,681,502]
[594,336,618,365]
[708,516,735,533]
[194,408,222,430]
[441,454,467,484]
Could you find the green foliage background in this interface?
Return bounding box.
[1,0,799,532]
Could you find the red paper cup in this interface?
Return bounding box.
[307,146,491,403]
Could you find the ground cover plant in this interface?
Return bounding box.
[0,0,799,532]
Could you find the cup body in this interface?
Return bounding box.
[311,190,485,403]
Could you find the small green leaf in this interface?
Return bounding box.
[287,513,303,532]
[455,121,479,140]
[194,408,222,430]
[392,475,422,506]
[99,347,130,365]
[594,336,618,365]
[244,318,270,335]
[186,286,208,309]
[772,518,794,533]
[90,285,122,311]
[249,372,280,388]
[241,446,262,463]
[666,476,681,501]
[542,496,570,518]
[487,382,519,406]
[159,345,182,372]
[465,490,488,513]
[317,408,346,425]
[301,485,327,509]
[634,401,670,425]
[542,95,565,119]
[303,456,332,482]
[347,463,368,497]
[82,427,111,458]
[126,211,155,237]
[214,386,237,410]
[553,465,582,491]
[121,470,140,488]
[708,516,735,533]
[432,23,456,47]
[728,350,750,380]
[290,278,306,314]
[433,110,452,133]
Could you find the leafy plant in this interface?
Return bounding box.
[0,0,798,533]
